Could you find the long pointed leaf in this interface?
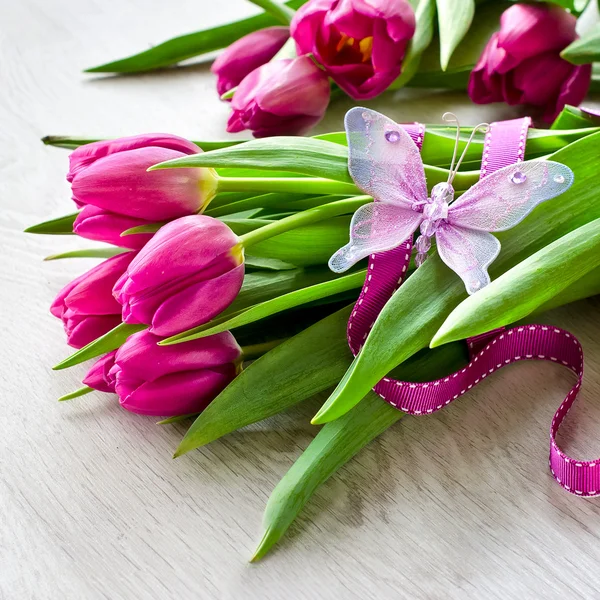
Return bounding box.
[25,212,78,235]
[85,0,305,73]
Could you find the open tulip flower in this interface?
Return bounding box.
[51,252,135,349]
[468,3,592,122]
[113,215,245,337]
[291,0,416,100]
[69,134,218,221]
[107,330,242,417]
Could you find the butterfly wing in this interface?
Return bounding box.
[345,107,427,207]
[435,223,501,295]
[329,108,426,272]
[447,160,574,232]
[329,202,422,273]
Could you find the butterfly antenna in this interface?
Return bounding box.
[442,112,461,183]
[448,121,490,186]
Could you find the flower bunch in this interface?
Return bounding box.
[87,0,598,134]
[30,104,600,559]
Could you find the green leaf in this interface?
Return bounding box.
[44,247,130,261]
[249,216,352,266]
[149,137,353,184]
[227,267,341,315]
[252,340,469,561]
[431,218,600,347]
[533,265,600,314]
[42,135,247,152]
[561,24,600,64]
[246,0,296,24]
[24,212,78,235]
[312,130,600,424]
[551,105,600,130]
[174,305,355,457]
[244,256,298,271]
[391,0,436,88]
[85,0,305,73]
[53,323,147,370]
[206,193,315,218]
[161,270,365,344]
[58,386,94,402]
[436,0,475,70]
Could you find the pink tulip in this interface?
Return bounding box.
[83,351,117,393]
[51,252,135,348]
[113,215,245,337]
[227,56,330,137]
[290,0,415,100]
[468,4,592,122]
[107,330,241,416]
[212,26,290,97]
[73,205,153,249]
[69,134,218,221]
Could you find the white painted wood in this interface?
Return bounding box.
[1,1,600,598]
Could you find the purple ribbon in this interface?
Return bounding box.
[348,119,598,497]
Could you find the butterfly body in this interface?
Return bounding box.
[412,182,453,267]
[329,108,575,295]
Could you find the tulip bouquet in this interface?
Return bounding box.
[29,101,600,559]
[86,0,600,136]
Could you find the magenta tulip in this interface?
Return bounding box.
[468,4,592,122]
[83,351,117,393]
[290,0,415,100]
[212,26,290,97]
[73,205,153,249]
[51,252,135,348]
[106,330,241,416]
[69,134,218,221]
[227,56,330,137]
[113,215,244,337]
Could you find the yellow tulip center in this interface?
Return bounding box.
[335,34,373,63]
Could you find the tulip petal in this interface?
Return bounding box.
[118,365,236,416]
[150,263,245,337]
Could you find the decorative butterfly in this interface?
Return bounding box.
[329,108,574,294]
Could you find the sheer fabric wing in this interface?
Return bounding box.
[328,202,422,273]
[345,107,427,207]
[447,160,574,232]
[435,223,501,295]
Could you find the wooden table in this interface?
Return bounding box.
[2,1,600,597]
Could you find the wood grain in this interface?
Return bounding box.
[1,1,600,598]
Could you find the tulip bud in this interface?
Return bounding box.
[113,215,245,337]
[212,26,290,97]
[468,4,592,122]
[73,205,153,249]
[227,56,330,137]
[51,252,135,348]
[69,134,218,221]
[83,351,117,393]
[107,330,242,416]
[290,0,415,100]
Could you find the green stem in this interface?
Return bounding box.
[242,339,288,360]
[239,196,371,248]
[246,0,296,24]
[58,386,94,402]
[217,176,360,196]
